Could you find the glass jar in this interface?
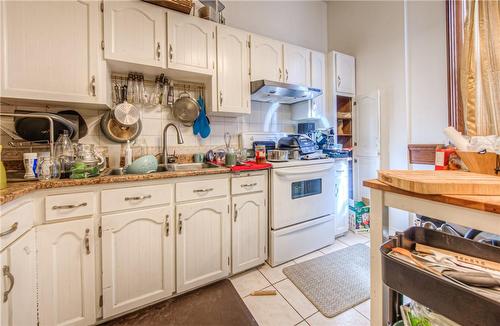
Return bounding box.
[71,144,105,179]
[36,156,61,181]
[255,145,267,164]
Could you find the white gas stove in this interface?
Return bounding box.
[239,132,336,266]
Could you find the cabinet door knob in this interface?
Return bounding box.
[90,75,96,96]
[169,44,173,61]
[156,42,161,60]
[2,265,14,303]
[0,222,18,237]
[84,228,90,255]
[165,214,170,237]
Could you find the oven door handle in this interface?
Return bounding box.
[274,164,334,176]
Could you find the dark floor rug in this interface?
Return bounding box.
[105,279,258,326]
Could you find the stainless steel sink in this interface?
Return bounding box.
[165,162,220,171]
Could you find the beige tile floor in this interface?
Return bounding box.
[230,231,371,326]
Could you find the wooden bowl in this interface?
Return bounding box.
[456,151,499,175]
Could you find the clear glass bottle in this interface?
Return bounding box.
[54,130,75,179]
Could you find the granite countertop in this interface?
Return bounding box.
[0,167,232,206]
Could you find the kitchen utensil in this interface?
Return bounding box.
[267,149,289,162]
[377,170,500,195]
[113,84,140,127]
[14,112,76,142]
[441,271,500,288]
[224,132,231,151]
[58,110,88,139]
[125,155,158,174]
[100,111,142,143]
[225,150,237,167]
[173,91,200,126]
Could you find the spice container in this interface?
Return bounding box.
[255,145,267,164]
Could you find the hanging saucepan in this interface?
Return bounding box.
[14,111,77,142]
[113,85,140,127]
[173,91,200,127]
[100,111,142,143]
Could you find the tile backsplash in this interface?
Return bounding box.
[0,101,297,159]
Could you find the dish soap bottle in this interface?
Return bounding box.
[0,145,7,189]
[124,140,133,168]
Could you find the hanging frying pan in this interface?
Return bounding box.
[100,111,142,143]
[14,111,77,142]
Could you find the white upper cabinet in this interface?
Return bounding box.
[37,219,96,326]
[232,193,267,274]
[176,198,230,293]
[216,25,250,114]
[102,206,175,318]
[284,43,311,86]
[335,52,355,95]
[104,1,166,68]
[250,35,283,82]
[167,11,216,75]
[0,0,106,105]
[0,230,37,326]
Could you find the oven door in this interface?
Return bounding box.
[271,162,335,230]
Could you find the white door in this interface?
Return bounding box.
[310,50,326,118]
[167,11,216,75]
[250,35,283,82]
[271,163,335,230]
[37,219,96,326]
[176,198,230,293]
[353,91,381,201]
[101,206,175,318]
[104,1,166,68]
[335,53,355,95]
[232,193,267,274]
[0,0,104,104]
[217,25,250,114]
[284,43,310,86]
[334,160,349,236]
[0,230,37,326]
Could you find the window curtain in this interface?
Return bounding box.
[460,0,500,136]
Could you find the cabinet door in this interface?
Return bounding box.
[104,1,165,68]
[284,43,310,86]
[102,206,174,318]
[335,53,355,95]
[353,92,381,157]
[217,25,250,114]
[167,11,216,75]
[310,50,326,118]
[0,230,37,326]
[176,198,230,293]
[37,219,96,326]
[0,0,104,104]
[334,161,349,236]
[250,35,283,82]
[232,193,267,274]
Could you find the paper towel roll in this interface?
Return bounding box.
[444,127,469,151]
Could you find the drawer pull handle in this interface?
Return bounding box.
[178,214,182,234]
[124,195,152,201]
[240,183,257,188]
[156,42,161,60]
[52,203,87,210]
[234,203,237,222]
[3,265,14,303]
[0,222,18,237]
[169,44,173,61]
[165,215,170,236]
[193,188,213,193]
[84,229,90,255]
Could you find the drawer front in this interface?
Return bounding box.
[1,201,35,250]
[102,184,172,213]
[45,192,95,221]
[176,178,228,202]
[231,174,266,195]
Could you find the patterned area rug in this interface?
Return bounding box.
[283,243,370,318]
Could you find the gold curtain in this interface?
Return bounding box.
[460,0,500,136]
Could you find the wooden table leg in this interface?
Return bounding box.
[370,188,389,325]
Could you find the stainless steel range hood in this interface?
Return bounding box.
[250,80,322,105]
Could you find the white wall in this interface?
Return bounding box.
[218,1,328,52]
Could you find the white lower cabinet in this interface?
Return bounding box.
[231,193,267,274]
[176,198,230,293]
[101,206,175,318]
[37,219,96,326]
[0,229,37,326]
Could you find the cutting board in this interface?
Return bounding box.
[378,170,500,195]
